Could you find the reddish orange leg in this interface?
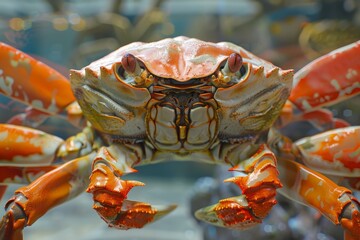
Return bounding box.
[86,145,176,229]
[195,144,282,229]
[0,153,95,240]
[278,159,360,240]
[292,126,360,239]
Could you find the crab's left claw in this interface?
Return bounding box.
[195,145,282,229]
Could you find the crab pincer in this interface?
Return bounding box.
[195,145,282,229]
[86,146,176,229]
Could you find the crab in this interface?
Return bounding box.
[0,36,359,240]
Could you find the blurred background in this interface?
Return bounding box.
[0,0,359,239]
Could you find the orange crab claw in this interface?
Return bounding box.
[195,145,282,229]
[290,40,360,112]
[0,43,76,114]
[94,199,176,229]
[87,165,176,229]
[195,196,262,229]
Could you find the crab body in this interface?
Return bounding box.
[71,37,292,161]
[0,37,359,240]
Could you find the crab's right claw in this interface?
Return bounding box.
[87,152,176,229]
[93,199,176,229]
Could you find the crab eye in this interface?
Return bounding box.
[115,53,141,80]
[121,53,137,74]
[221,53,247,79]
[212,52,247,87]
[114,53,154,87]
[114,53,141,81]
[228,53,243,73]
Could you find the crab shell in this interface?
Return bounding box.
[70,37,293,151]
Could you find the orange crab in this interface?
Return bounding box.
[0,37,359,240]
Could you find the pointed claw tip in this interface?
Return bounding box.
[128,167,138,173]
[223,177,236,183]
[128,180,145,187]
[152,204,177,221]
[228,166,238,171]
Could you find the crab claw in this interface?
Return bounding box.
[196,145,281,229]
[94,199,176,229]
[195,195,263,229]
[87,160,176,229]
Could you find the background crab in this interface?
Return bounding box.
[0,37,359,240]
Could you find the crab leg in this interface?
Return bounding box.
[0,152,95,240]
[0,166,57,202]
[279,41,360,129]
[0,123,96,166]
[0,186,7,202]
[195,144,282,229]
[0,43,76,127]
[277,159,360,240]
[0,166,56,185]
[295,126,360,177]
[290,40,360,111]
[7,108,52,128]
[87,145,176,229]
[0,124,64,166]
[278,102,350,130]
